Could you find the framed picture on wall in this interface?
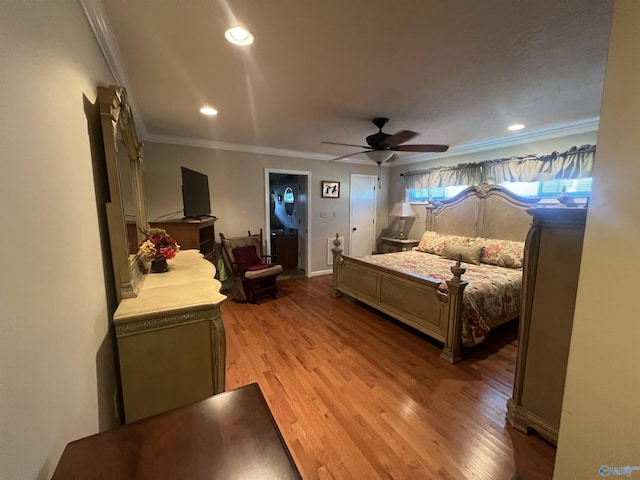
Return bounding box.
[322,181,340,198]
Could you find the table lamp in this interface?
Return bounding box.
[390,201,418,239]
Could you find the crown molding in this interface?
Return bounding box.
[149,117,598,164]
[146,133,336,161]
[392,117,600,166]
[81,0,598,165]
[81,0,148,138]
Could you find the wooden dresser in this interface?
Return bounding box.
[507,207,587,444]
[114,250,226,423]
[150,219,217,263]
[128,218,217,266]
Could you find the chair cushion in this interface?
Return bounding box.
[246,263,275,271]
[244,264,284,279]
[232,245,262,266]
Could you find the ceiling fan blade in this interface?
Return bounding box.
[328,150,371,162]
[381,130,418,148]
[392,144,449,153]
[322,141,370,149]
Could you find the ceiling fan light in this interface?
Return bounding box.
[225,27,254,46]
[365,150,394,163]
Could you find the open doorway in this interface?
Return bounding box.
[264,169,311,277]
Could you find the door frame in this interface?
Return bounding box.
[264,168,311,277]
[349,173,378,256]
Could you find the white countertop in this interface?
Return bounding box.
[114,250,226,323]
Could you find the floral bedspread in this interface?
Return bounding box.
[355,250,522,346]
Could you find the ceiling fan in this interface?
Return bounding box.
[322,117,449,164]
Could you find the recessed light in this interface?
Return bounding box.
[200,106,218,116]
[508,123,525,131]
[225,26,254,46]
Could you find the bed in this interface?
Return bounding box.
[330,184,539,363]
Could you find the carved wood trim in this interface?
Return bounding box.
[115,308,221,337]
[424,183,539,241]
[98,85,147,302]
[209,314,226,394]
[506,399,559,445]
[511,225,542,403]
[441,260,468,363]
[331,233,343,298]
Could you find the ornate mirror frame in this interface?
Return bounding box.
[98,86,148,302]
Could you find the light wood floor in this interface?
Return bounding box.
[221,275,556,480]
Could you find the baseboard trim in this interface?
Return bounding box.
[310,269,332,277]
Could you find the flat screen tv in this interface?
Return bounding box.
[181,166,213,220]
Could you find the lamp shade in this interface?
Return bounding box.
[365,150,394,163]
[390,201,417,218]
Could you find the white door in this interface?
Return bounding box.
[350,174,377,256]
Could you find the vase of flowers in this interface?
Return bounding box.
[139,228,180,273]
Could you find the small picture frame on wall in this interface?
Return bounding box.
[321,181,340,198]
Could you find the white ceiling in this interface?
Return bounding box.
[85,0,613,165]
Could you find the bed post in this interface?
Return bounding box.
[330,233,343,298]
[441,258,468,364]
[424,203,436,231]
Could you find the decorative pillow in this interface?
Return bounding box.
[475,237,525,268]
[415,230,440,253]
[232,245,262,266]
[415,231,441,253]
[442,243,483,265]
[416,231,473,255]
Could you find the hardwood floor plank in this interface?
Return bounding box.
[222,276,555,479]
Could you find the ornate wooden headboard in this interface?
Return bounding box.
[425,183,539,241]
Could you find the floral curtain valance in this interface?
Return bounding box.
[403,144,596,190]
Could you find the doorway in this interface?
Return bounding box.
[264,169,310,277]
[349,174,377,256]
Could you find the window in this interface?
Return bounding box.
[407,178,592,203]
[407,185,468,202]
[501,178,592,198]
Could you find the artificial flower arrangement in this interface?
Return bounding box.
[139,228,180,271]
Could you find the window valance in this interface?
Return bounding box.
[403,144,596,190]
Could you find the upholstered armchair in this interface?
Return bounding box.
[219,229,283,303]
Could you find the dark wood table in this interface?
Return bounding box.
[52,383,302,479]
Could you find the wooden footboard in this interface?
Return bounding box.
[331,234,468,363]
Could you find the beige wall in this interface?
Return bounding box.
[0,2,627,479]
[142,141,388,273]
[554,1,640,478]
[142,132,600,271]
[388,131,598,241]
[0,2,118,479]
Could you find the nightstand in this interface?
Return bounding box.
[379,237,420,253]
